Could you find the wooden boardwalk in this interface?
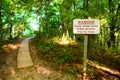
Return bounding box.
[17,38,33,68]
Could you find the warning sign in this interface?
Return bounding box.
[73,19,100,34]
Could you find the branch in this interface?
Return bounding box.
[87,60,120,78]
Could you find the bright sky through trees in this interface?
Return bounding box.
[29,18,39,31]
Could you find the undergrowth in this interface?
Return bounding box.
[34,37,120,79]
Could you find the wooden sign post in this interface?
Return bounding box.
[73,19,100,80]
[83,34,88,79]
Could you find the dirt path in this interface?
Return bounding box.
[0,38,76,80]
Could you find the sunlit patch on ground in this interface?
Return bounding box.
[1,43,21,52]
[8,44,17,49]
[52,36,76,45]
[10,68,16,76]
[35,65,52,76]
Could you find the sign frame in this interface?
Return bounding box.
[73,19,100,34]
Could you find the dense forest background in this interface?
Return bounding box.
[0,0,120,50]
[0,0,120,79]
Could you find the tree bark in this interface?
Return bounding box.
[45,0,50,37]
[10,15,13,39]
[60,1,69,36]
[107,0,116,48]
[84,0,92,52]
[0,0,3,37]
[73,0,76,18]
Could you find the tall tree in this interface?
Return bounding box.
[108,0,120,48]
[60,0,73,37]
[0,0,3,38]
[44,0,50,36]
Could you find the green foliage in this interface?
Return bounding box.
[0,38,4,46]
[0,0,120,48]
[69,66,78,75]
[38,39,54,54]
[55,51,74,65]
[37,37,75,66]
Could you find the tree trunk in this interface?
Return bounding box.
[0,0,3,37]
[36,6,41,36]
[115,3,120,50]
[45,0,50,37]
[10,15,13,39]
[84,0,92,52]
[60,1,68,36]
[73,0,76,18]
[107,0,116,48]
[73,0,76,40]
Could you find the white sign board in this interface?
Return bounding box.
[73,19,100,34]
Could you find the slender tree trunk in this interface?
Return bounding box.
[37,7,43,38]
[73,0,76,18]
[59,3,63,37]
[84,0,92,52]
[107,0,116,48]
[115,3,120,50]
[73,0,76,40]
[10,15,13,39]
[0,0,3,37]
[45,0,50,37]
[99,0,102,46]
[62,10,67,35]
[0,1,3,47]
[116,3,120,51]
[38,13,41,36]
[60,1,68,36]
[37,1,42,36]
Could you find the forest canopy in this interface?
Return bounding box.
[0,0,120,49]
